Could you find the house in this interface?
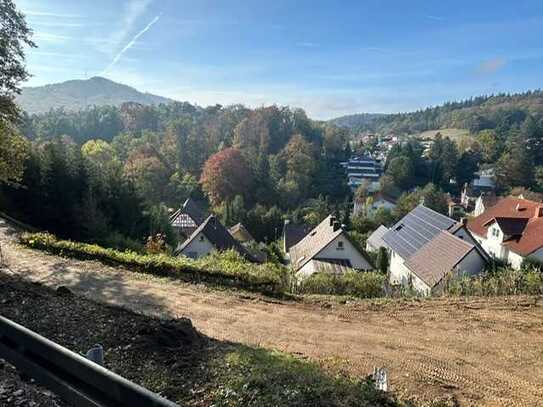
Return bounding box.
[467,197,543,269]
[341,155,383,192]
[460,169,497,211]
[366,225,389,253]
[170,198,207,237]
[473,192,500,217]
[176,215,258,262]
[353,192,396,217]
[228,223,255,243]
[382,205,488,295]
[289,215,374,278]
[283,221,312,254]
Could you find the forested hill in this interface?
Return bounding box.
[328,113,386,129]
[16,77,174,114]
[331,90,543,134]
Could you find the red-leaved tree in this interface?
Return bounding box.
[200,148,252,205]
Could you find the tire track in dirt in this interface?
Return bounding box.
[2,219,543,406]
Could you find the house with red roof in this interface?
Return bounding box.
[467,197,543,269]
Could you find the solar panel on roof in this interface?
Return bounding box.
[383,205,459,259]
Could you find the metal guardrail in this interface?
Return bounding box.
[0,316,179,407]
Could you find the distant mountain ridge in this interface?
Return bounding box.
[330,90,543,134]
[16,77,175,114]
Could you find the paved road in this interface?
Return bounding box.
[2,219,543,406]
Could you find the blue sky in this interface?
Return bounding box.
[17,0,543,119]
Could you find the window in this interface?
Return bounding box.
[198,235,205,242]
[337,241,344,250]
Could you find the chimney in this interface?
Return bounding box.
[461,217,468,226]
[329,216,336,227]
[535,206,543,219]
[333,221,341,232]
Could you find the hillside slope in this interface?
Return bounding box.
[16,77,174,114]
[1,218,543,405]
[331,90,543,134]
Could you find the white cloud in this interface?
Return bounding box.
[33,32,73,44]
[102,15,160,74]
[24,11,81,18]
[101,0,153,55]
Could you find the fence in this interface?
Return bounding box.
[0,316,179,407]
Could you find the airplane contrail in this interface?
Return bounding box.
[102,15,160,74]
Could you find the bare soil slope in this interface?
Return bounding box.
[1,219,542,406]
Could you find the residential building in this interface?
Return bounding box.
[460,168,497,211]
[353,192,396,217]
[341,155,383,192]
[228,223,255,243]
[382,205,488,295]
[289,215,374,278]
[282,221,312,255]
[467,197,543,269]
[170,198,207,237]
[473,192,500,217]
[176,215,258,262]
[366,225,389,253]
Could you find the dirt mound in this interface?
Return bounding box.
[136,319,203,350]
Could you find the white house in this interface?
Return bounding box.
[289,215,373,278]
[467,197,543,269]
[382,205,488,295]
[472,193,500,217]
[366,225,389,253]
[170,198,207,237]
[353,192,396,217]
[176,215,258,262]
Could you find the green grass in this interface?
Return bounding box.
[207,345,404,407]
[416,128,473,145]
[20,232,289,294]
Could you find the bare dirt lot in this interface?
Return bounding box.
[2,218,543,406]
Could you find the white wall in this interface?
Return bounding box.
[389,251,431,295]
[473,197,485,217]
[316,234,373,270]
[179,232,215,259]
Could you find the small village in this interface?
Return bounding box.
[166,132,543,297]
[3,1,543,406]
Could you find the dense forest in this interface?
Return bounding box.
[2,0,543,255]
[333,90,543,135]
[1,102,354,248]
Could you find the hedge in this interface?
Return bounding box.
[20,232,289,293]
[297,271,386,298]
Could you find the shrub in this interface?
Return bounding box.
[20,232,289,294]
[297,271,386,298]
[444,268,543,296]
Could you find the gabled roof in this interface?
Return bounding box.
[178,215,257,262]
[366,225,389,250]
[228,223,255,242]
[283,222,312,252]
[490,217,529,237]
[382,205,459,259]
[404,231,475,288]
[468,197,543,256]
[170,198,207,226]
[289,215,370,272]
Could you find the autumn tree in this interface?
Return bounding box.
[0,0,34,183]
[200,148,252,206]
